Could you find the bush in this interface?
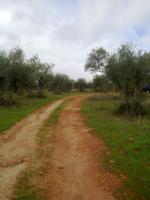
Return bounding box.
[27,90,47,98]
[116,101,145,116]
[0,92,18,106]
[89,93,119,101]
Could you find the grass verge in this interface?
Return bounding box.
[82,94,150,200]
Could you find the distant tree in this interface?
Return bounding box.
[75,78,87,92]
[51,74,73,93]
[26,55,54,97]
[0,51,10,91]
[86,81,93,90]
[8,49,32,93]
[0,47,55,98]
[85,47,108,73]
[93,75,112,92]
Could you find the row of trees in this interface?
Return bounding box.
[85,43,150,116]
[0,47,103,105]
[3,44,147,111]
[0,47,54,95]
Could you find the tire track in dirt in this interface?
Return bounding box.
[0,99,64,200]
[47,96,121,200]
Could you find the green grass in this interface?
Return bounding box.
[82,94,150,200]
[0,92,75,133]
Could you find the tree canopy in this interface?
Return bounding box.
[85,47,108,73]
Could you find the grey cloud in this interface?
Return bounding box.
[0,0,150,80]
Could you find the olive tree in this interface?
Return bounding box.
[0,51,10,91]
[93,75,113,92]
[75,78,87,92]
[51,74,73,93]
[0,47,55,100]
[85,43,150,116]
[85,47,108,73]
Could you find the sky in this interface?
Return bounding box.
[0,0,150,80]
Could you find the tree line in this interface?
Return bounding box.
[0,47,98,105]
[2,43,149,116]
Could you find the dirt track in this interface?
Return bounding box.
[0,96,120,200]
[47,97,120,200]
[0,99,64,200]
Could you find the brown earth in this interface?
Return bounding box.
[0,99,64,200]
[46,96,121,200]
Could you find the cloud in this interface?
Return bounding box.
[0,0,149,80]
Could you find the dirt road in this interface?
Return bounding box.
[47,97,120,200]
[0,99,64,200]
[0,96,120,200]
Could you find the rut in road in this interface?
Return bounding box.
[0,99,64,200]
[47,96,120,200]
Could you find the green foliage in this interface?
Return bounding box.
[0,91,17,106]
[0,47,54,98]
[74,78,87,91]
[0,51,10,90]
[85,47,108,73]
[0,46,76,106]
[82,95,150,200]
[85,43,150,116]
[51,73,73,93]
[106,43,150,116]
[8,47,33,93]
[93,75,113,92]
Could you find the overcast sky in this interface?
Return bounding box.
[0,0,150,80]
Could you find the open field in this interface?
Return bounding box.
[82,93,150,200]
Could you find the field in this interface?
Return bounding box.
[82,93,150,200]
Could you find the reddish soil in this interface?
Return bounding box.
[47,96,121,200]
